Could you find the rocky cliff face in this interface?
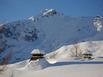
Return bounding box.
[0,20,38,63]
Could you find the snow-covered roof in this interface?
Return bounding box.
[31,49,44,54]
[82,50,92,54]
[42,9,57,16]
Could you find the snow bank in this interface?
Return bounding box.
[14,64,103,77]
[14,59,49,71]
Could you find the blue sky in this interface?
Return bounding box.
[0,0,103,22]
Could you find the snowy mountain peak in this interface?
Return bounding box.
[31,49,44,54]
[41,9,61,16]
[28,16,35,21]
[93,16,103,31]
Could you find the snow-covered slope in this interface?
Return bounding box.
[0,60,103,77]
[0,9,103,63]
[45,40,103,63]
[16,64,103,77]
[0,20,39,63]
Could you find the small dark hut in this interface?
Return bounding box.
[82,53,92,59]
[82,50,93,59]
[30,49,44,61]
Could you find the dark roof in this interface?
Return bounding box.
[32,54,44,56]
[82,53,92,56]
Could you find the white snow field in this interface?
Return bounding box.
[0,59,103,77]
[16,64,103,77]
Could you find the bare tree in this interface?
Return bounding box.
[0,48,13,73]
[70,43,82,59]
[74,44,81,57]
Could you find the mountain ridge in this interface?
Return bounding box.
[0,9,103,63]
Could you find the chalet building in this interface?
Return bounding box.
[30,49,44,61]
[82,50,93,59]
